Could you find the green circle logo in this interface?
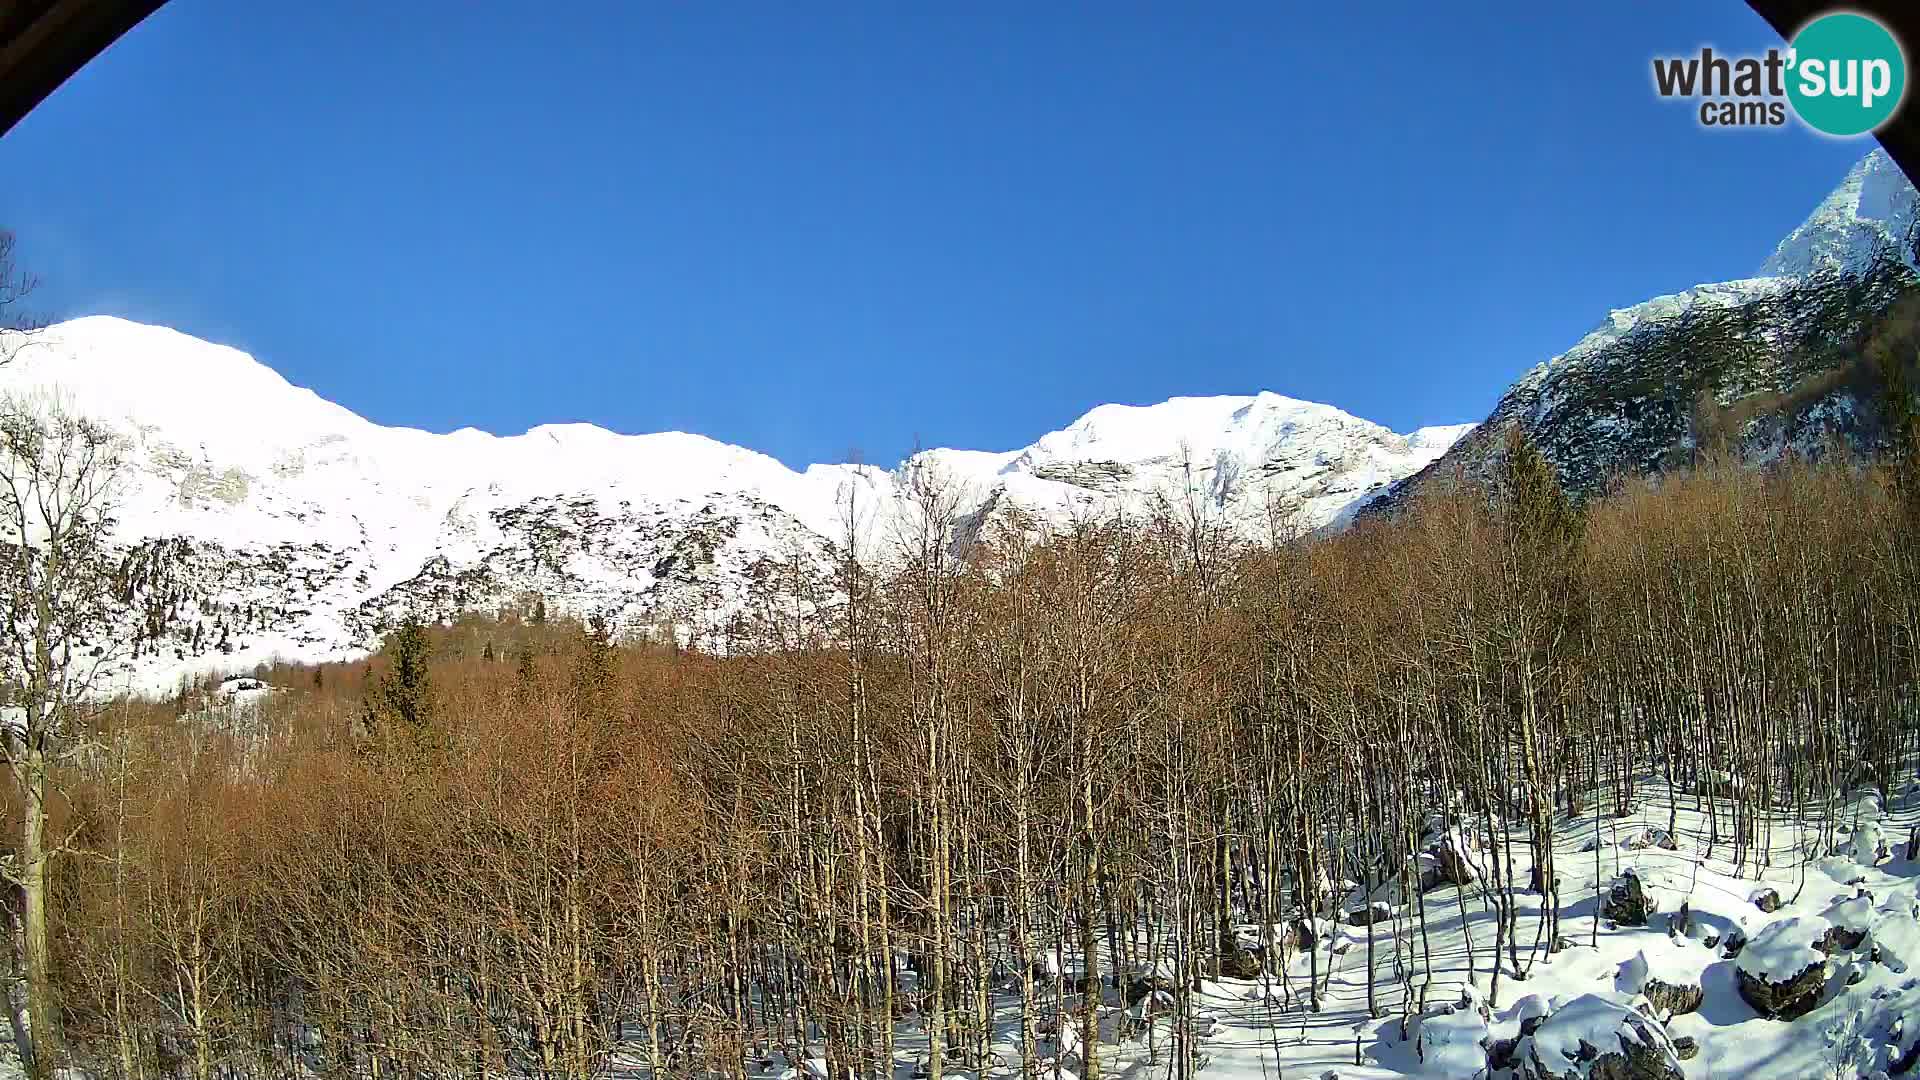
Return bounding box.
[1786,12,1907,136]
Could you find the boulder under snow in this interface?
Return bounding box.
[1512,994,1683,1080]
[1602,870,1659,927]
[1412,1001,1491,1079]
[1735,915,1835,1020]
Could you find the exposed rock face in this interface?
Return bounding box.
[1513,995,1684,1080]
[1640,978,1704,1019]
[1378,150,1920,516]
[1603,871,1658,927]
[1740,960,1826,1019]
[1752,888,1782,913]
[1124,962,1183,1007]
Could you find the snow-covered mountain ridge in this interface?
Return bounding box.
[0,316,1468,692]
[11,148,1915,693]
[1382,149,1920,507]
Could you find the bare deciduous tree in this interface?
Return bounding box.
[0,232,45,369]
[0,395,124,1080]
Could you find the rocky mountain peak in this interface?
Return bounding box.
[1381,150,1920,512]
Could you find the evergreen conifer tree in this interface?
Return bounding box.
[363,616,434,741]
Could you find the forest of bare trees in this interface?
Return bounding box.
[2,410,1918,1080]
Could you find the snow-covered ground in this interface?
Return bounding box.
[715,776,1920,1080]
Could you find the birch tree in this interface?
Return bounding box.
[0,395,124,1080]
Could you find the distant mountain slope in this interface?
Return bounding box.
[17,150,1910,693]
[1379,149,1920,509]
[0,317,1465,693]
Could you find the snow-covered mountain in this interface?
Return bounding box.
[1760,148,1919,279]
[1382,149,1920,508]
[11,148,1914,693]
[0,316,1467,692]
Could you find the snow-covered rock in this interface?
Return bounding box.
[1412,1002,1490,1079]
[1874,905,1920,973]
[1603,869,1660,926]
[1760,147,1919,279]
[1513,994,1683,1080]
[1418,829,1478,889]
[1616,951,1650,995]
[1854,819,1888,867]
[1736,915,1836,1020]
[1620,826,1678,852]
[1345,900,1393,927]
[1825,895,1877,949]
[1508,994,1552,1033]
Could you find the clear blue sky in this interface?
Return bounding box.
[0,2,1876,468]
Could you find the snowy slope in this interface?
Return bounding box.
[1383,148,1920,508]
[1759,147,1920,279]
[25,149,1908,693]
[0,318,1466,692]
